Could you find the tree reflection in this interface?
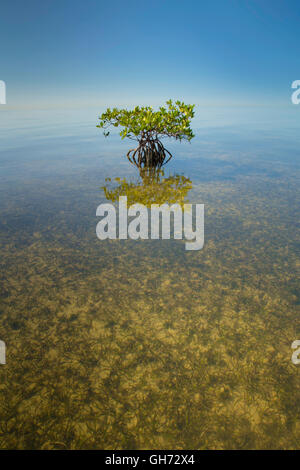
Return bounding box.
[102,168,193,207]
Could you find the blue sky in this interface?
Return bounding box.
[1,0,300,107]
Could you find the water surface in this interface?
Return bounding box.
[0,105,299,449]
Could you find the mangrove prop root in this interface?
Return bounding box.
[127,139,172,168]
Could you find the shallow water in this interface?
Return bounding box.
[0,105,299,449]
